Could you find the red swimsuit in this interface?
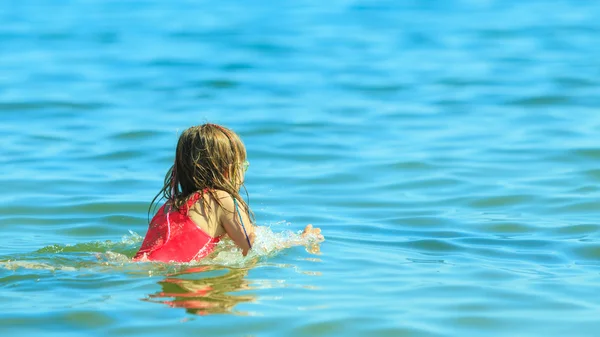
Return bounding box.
[133,192,221,263]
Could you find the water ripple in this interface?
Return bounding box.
[2,0,600,336]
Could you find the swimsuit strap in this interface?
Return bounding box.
[182,189,208,215]
[233,197,252,249]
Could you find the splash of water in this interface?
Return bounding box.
[0,223,324,273]
[203,224,324,267]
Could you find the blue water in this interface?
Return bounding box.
[2,0,600,336]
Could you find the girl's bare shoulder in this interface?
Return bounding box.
[210,189,236,212]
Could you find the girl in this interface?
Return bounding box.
[133,123,320,263]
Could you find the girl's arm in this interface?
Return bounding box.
[217,191,255,256]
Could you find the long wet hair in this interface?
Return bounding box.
[149,123,253,222]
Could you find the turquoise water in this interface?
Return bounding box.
[2,0,600,336]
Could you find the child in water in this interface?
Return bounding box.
[134,123,321,263]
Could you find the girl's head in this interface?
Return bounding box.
[151,123,251,216]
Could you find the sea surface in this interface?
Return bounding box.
[1,0,600,336]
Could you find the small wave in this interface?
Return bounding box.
[35,230,143,255]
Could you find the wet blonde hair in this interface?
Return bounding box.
[149,123,253,221]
